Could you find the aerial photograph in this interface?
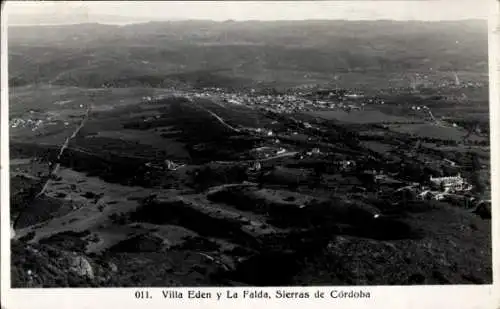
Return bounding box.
[7,1,492,287]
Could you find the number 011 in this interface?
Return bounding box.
[135,290,151,299]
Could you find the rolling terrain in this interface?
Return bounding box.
[9,20,492,287]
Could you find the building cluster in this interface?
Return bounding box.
[338,160,357,171]
[135,86,486,211]
[186,87,376,115]
[244,127,275,137]
[410,105,429,111]
[250,146,288,159]
[387,173,474,203]
[339,162,478,205]
[144,159,185,171]
[10,118,44,131]
[429,174,471,193]
[437,80,484,89]
[146,86,401,117]
[248,161,262,172]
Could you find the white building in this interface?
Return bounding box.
[165,160,183,171]
[249,161,262,172]
[306,148,321,156]
[430,174,466,191]
[276,148,286,155]
[434,193,448,201]
[443,159,457,167]
[418,190,433,200]
[338,160,356,170]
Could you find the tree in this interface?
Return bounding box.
[257,171,265,189]
[312,163,326,189]
[470,173,485,195]
[470,152,481,171]
[469,152,485,194]
[288,182,299,191]
[313,163,326,178]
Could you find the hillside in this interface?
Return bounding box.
[8,20,488,89]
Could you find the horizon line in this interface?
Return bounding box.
[8,17,488,27]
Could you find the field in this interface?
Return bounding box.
[387,123,485,141]
[308,109,420,124]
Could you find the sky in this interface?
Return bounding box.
[5,0,491,24]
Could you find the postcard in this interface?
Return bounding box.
[1,1,498,308]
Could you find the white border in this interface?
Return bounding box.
[1,1,499,309]
[1,2,12,307]
[489,1,500,308]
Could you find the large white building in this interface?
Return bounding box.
[430,174,467,192]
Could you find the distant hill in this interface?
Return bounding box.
[8,20,488,89]
[8,12,153,26]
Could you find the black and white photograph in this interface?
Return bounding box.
[2,0,496,292]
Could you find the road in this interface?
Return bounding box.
[13,103,93,230]
[214,151,298,165]
[185,96,242,133]
[36,104,92,198]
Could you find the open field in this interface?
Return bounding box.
[387,123,486,142]
[308,109,421,124]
